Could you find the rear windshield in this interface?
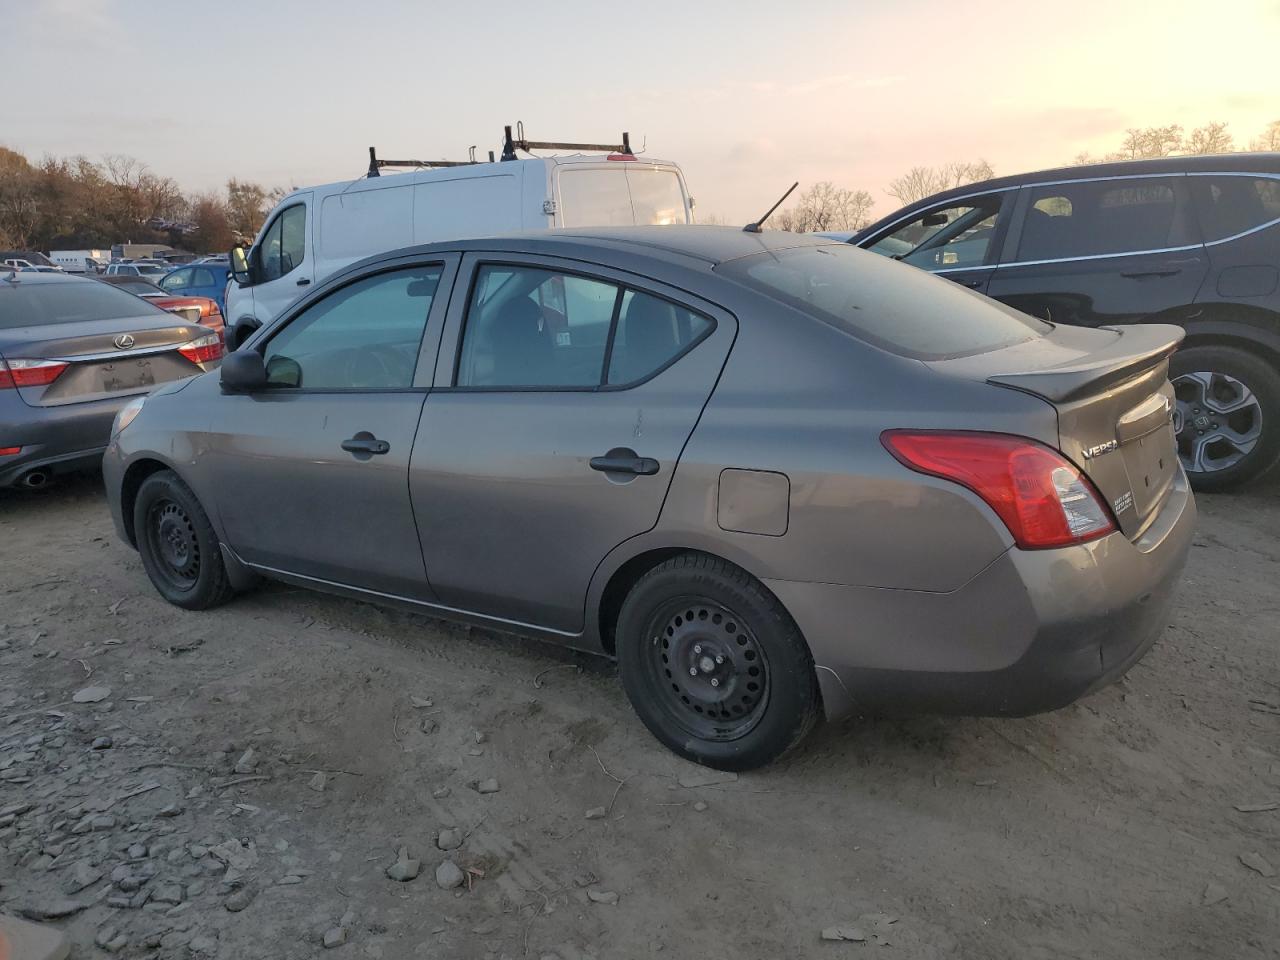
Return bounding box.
[557,166,689,228]
[0,279,163,329]
[716,244,1049,360]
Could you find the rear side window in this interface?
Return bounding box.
[717,244,1048,361]
[1192,175,1280,242]
[456,265,714,388]
[1017,176,1194,261]
[0,280,164,329]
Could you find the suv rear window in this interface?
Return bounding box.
[0,279,164,329]
[1193,175,1280,242]
[717,244,1048,360]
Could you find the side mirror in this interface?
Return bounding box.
[229,245,252,286]
[220,350,267,392]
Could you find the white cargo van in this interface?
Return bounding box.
[225,141,694,348]
[48,249,111,274]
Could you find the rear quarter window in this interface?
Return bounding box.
[717,244,1049,361]
[1193,175,1280,242]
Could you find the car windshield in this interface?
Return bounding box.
[0,279,163,329]
[717,243,1050,360]
[136,264,168,276]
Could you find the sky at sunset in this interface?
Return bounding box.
[3,0,1278,222]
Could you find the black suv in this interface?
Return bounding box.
[846,154,1280,491]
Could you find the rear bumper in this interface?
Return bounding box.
[770,470,1197,720]
[0,392,130,487]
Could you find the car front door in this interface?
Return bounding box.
[856,192,1013,294]
[985,175,1208,326]
[205,255,457,597]
[247,196,314,324]
[409,254,735,634]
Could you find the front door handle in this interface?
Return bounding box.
[590,447,659,476]
[341,436,390,456]
[297,278,311,286]
[955,277,986,289]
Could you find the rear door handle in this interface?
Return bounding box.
[297,278,311,286]
[341,436,390,455]
[590,447,659,476]
[1120,268,1181,279]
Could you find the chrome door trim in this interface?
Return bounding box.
[995,243,1204,270]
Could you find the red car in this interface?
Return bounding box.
[96,276,225,341]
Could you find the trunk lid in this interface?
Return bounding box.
[0,314,211,408]
[928,323,1184,539]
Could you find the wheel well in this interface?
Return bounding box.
[1180,305,1280,369]
[596,548,686,656]
[119,459,171,546]
[1180,330,1280,368]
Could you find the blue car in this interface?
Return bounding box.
[158,262,232,314]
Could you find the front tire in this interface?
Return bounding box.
[1170,344,1280,491]
[134,470,235,610]
[615,553,821,771]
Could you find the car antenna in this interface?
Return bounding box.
[743,182,798,233]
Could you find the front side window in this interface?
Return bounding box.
[1017,176,1192,261]
[1192,175,1280,242]
[867,198,1002,270]
[457,266,618,387]
[261,266,441,390]
[258,204,306,283]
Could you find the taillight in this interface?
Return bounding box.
[178,333,224,365]
[881,430,1116,549]
[0,358,70,389]
[0,446,21,456]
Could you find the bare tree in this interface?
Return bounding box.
[1250,120,1280,152]
[1184,122,1233,156]
[226,178,271,238]
[770,182,876,232]
[1109,125,1185,160]
[887,161,994,205]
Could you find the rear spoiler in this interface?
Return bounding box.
[987,324,1184,403]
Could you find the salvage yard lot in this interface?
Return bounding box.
[1,475,1278,960]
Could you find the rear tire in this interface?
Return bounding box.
[1170,344,1280,492]
[134,470,235,610]
[615,553,821,771]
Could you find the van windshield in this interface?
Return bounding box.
[717,244,1050,360]
[557,167,689,228]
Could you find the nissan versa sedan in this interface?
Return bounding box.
[103,228,1195,770]
[1,271,224,490]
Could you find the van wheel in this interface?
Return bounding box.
[615,553,820,771]
[227,320,260,351]
[134,470,236,610]
[1170,345,1280,491]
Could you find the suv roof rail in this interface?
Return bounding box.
[366,145,494,178]
[500,121,634,161]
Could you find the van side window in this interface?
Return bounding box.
[259,205,306,282]
[1017,177,1193,261]
[457,265,618,388]
[1192,176,1280,242]
[607,291,713,385]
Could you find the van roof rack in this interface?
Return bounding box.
[500,122,633,161]
[367,146,494,178]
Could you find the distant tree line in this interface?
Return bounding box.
[0,146,286,253]
[1073,119,1280,164]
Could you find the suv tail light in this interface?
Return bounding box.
[177,333,224,365]
[881,430,1116,549]
[0,358,69,390]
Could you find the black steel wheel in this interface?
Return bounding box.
[133,470,236,610]
[616,553,820,771]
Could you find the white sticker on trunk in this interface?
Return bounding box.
[1113,491,1134,515]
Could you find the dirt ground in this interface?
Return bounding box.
[1,472,1277,960]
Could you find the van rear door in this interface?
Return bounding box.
[555,162,691,227]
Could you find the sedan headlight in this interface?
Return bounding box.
[112,396,146,438]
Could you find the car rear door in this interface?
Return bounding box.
[855,191,1014,295]
[204,256,456,598]
[986,175,1208,325]
[409,253,735,634]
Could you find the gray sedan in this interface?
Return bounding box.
[103,228,1195,770]
[1,271,224,489]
